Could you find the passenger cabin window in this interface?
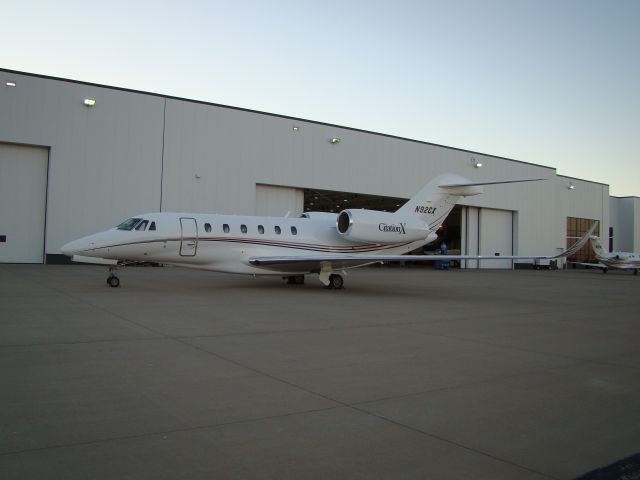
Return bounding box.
[135,220,149,231]
[149,221,156,231]
[241,224,247,234]
[116,218,142,231]
[291,226,298,235]
[205,223,212,233]
[274,226,281,235]
[223,224,230,233]
[258,225,264,234]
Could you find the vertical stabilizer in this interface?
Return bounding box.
[395,174,479,229]
[589,236,609,259]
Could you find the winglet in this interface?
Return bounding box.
[552,222,598,258]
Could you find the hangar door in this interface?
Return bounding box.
[255,184,303,217]
[464,207,513,269]
[0,144,48,263]
[479,209,513,269]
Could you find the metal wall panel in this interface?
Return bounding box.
[462,207,513,269]
[0,69,615,264]
[479,209,513,269]
[254,184,303,217]
[0,72,165,253]
[462,207,480,269]
[0,143,48,262]
[610,197,640,252]
[553,176,610,261]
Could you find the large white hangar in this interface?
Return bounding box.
[1,68,637,267]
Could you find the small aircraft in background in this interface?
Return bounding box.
[61,173,594,289]
[572,236,640,275]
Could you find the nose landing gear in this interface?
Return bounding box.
[106,267,120,287]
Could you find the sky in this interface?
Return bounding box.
[2,0,639,196]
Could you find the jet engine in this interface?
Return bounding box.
[336,209,429,243]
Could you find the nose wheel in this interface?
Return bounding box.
[106,266,120,288]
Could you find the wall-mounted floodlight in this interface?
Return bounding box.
[83,98,96,107]
[292,126,299,132]
[330,137,341,144]
[5,81,16,87]
[568,183,575,190]
[471,158,482,168]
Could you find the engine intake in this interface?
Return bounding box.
[336,209,429,244]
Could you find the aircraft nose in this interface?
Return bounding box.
[61,240,78,256]
[61,239,89,256]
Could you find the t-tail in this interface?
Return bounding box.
[394,173,545,231]
[589,235,609,259]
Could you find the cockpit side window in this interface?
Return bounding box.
[135,220,149,231]
[117,218,143,231]
[149,221,157,231]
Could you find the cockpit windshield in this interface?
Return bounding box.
[116,218,143,231]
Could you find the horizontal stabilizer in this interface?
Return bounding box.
[439,178,546,188]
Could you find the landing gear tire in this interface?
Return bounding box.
[603,268,608,274]
[634,269,638,276]
[285,275,305,285]
[107,275,120,288]
[327,274,344,290]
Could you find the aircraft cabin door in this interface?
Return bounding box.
[180,217,198,256]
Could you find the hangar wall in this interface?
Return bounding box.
[0,143,48,262]
[0,68,616,265]
[610,197,640,252]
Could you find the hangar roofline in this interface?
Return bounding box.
[1,67,556,172]
[556,174,609,187]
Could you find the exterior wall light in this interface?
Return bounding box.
[568,183,575,190]
[292,126,299,132]
[471,158,482,168]
[83,98,96,107]
[330,137,341,144]
[5,81,16,87]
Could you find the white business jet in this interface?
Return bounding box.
[573,236,640,275]
[61,173,593,289]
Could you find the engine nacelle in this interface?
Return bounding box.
[336,209,429,244]
[300,212,338,221]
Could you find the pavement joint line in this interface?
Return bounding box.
[0,337,163,349]
[347,404,562,480]
[3,266,637,478]
[350,359,590,407]
[393,327,640,372]
[0,404,345,458]
[177,338,564,479]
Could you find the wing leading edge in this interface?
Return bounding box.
[249,222,598,272]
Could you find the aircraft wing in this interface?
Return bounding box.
[249,253,558,272]
[568,262,607,269]
[249,222,599,272]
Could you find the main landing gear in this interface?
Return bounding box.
[284,275,305,285]
[107,267,120,288]
[325,274,344,290]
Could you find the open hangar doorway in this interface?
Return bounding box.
[302,187,462,267]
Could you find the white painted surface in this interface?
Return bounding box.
[479,209,513,269]
[0,70,617,263]
[0,143,48,262]
[254,184,303,217]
